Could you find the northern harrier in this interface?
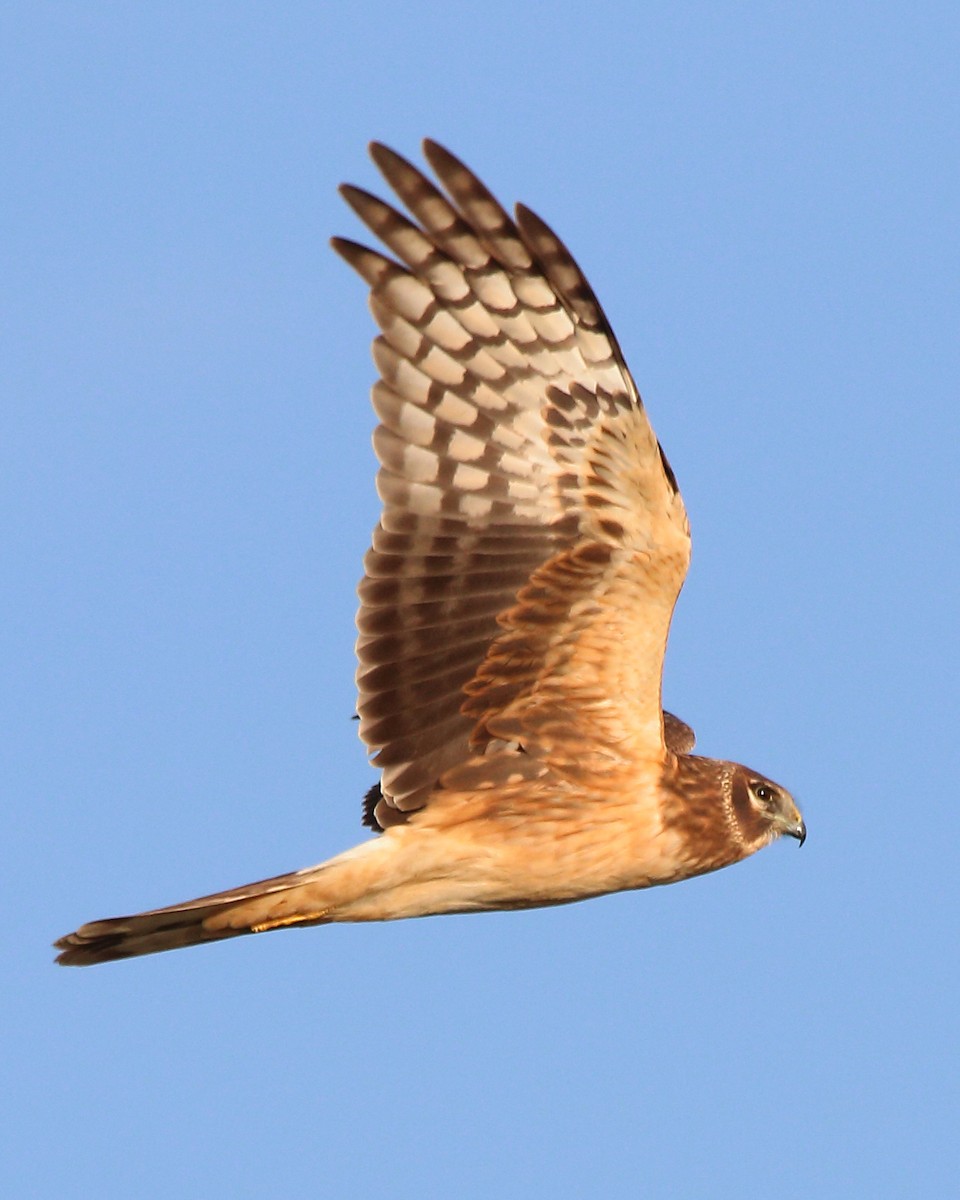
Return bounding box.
[55,141,804,966]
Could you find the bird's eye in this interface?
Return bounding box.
[752,783,775,803]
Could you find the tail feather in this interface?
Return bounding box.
[54,865,335,967]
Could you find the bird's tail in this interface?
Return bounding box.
[54,840,390,966]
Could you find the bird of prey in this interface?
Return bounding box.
[55,141,804,966]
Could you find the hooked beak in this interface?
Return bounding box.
[777,795,806,846]
[782,812,806,846]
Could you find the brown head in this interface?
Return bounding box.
[662,754,805,876]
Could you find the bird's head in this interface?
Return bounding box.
[727,764,805,851]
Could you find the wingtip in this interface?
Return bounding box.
[421,138,460,175]
[369,141,408,175]
[329,234,359,261]
[338,183,377,222]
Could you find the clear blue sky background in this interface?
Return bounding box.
[5,4,958,1197]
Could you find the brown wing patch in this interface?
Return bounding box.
[460,541,620,759]
[457,534,687,782]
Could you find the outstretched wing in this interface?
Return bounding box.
[335,141,690,828]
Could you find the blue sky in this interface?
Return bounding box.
[5,3,958,1196]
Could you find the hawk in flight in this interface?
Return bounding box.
[56,141,804,966]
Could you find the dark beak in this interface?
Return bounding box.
[789,819,806,847]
